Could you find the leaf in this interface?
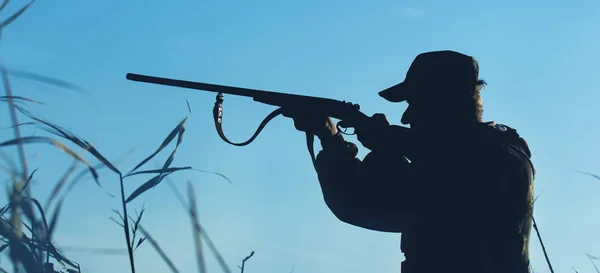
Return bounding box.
[134,207,144,231]
[191,168,232,184]
[13,104,120,176]
[129,206,145,247]
[0,136,100,184]
[10,105,119,198]
[62,149,134,198]
[0,0,9,14]
[576,170,600,181]
[125,173,170,203]
[21,197,50,240]
[127,115,188,175]
[134,237,146,250]
[0,0,35,28]
[1,121,37,130]
[162,123,185,170]
[0,95,43,104]
[19,168,38,193]
[127,166,231,184]
[112,209,124,222]
[124,166,192,178]
[109,217,124,228]
[587,254,600,260]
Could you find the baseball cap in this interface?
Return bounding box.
[379,50,481,103]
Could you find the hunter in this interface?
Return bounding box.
[286,50,535,273]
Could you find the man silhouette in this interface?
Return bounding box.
[286,50,535,273]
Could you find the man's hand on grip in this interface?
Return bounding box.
[281,109,338,138]
[355,113,391,151]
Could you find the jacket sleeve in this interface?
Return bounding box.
[313,132,417,233]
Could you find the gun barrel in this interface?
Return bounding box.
[126,73,281,98]
[126,72,369,123]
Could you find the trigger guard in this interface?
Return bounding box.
[336,121,355,135]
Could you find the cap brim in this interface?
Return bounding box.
[378,82,409,102]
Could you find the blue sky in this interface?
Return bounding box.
[1,0,599,272]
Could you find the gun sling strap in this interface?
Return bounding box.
[213,93,320,172]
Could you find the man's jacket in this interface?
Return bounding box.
[314,121,535,273]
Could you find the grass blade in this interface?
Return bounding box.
[0,0,9,13]
[5,68,84,93]
[161,122,185,170]
[587,254,600,273]
[59,246,126,255]
[201,224,232,273]
[191,168,232,184]
[127,166,231,183]
[13,104,120,175]
[138,225,180,273]
[21,197,49,239]
[128,205,145,249]
[1,121,37,130]
[0,136,100,183]
[576,171,600,181]
[0,0,35,28]
[62,149,133,199]
[45,160,78,209]
[588,254,600,260]
[0,221,40,273]
[187,181,206,273]
[47,197,65,240]
[0,95,43,104]
[134,237,146,250]
[166,176,231,273]
[124,166,192,178]
[127,116,188,175]
[125,173,168,203]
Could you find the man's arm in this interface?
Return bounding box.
[313,131,417,233]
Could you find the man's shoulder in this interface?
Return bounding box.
[476,121,535,177]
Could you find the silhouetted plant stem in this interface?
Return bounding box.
[1,44,35,273]
[119,174,136,273]
[532,216,554,273]
[238,251,254,273]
